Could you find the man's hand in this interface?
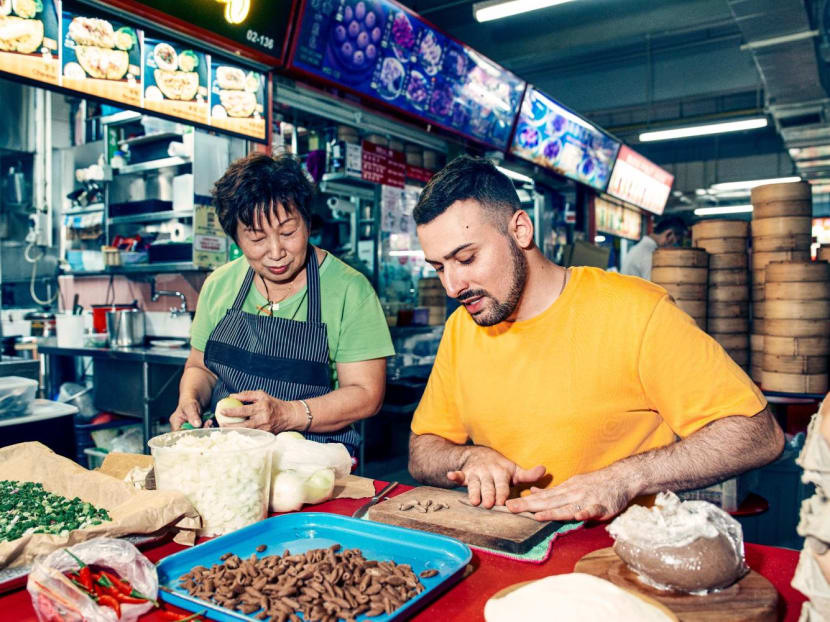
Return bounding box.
[170,399,202,430]
[505,463,636,521]
[447,446,546,509]
[219,390,303,434]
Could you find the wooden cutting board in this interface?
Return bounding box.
[574,547,778,621]
[367,486,562,554]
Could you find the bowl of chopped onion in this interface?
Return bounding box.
[149,428,274,536]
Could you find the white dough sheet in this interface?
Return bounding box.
[607,491,748,593]
[798,414,830,491]
[792,537,830,616]
[798,601,830,622]
[483,573,674,622]
[798,494,830,542]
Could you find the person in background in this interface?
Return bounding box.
[620,215,686,280]
[169,154,394,456]
[408,155,783,522]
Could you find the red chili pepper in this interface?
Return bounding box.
[97,594,121,618]
[100,570,158,606]
[64,550,93,591]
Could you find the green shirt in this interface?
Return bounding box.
[190,253,395,386]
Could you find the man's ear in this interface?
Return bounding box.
[511,209,535,249]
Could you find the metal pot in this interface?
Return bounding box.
[24,308,56,337]
[106,309,145,347]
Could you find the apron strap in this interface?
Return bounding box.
[306,246,323,324]
[232,267,256,311]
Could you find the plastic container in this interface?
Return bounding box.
[0,375,38,419]
[56,313,85,348]
[149,428,274,536]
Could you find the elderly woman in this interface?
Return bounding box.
[170,153,393,455]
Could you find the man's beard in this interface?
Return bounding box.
[458,240,528,326]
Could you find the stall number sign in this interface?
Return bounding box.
[131,0,292,59]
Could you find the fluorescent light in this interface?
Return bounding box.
[694,205,754,216]
[709,176,801,192]
[474,0,575,22]
[388,250,425,258]
[639,118,768,142]
[495,165,534,184]
[594,235,606,243]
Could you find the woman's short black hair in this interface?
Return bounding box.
[212,153,314,241]
[413,155,520,227]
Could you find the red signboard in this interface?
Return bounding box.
[362,141,387,185]
[406,166,433,184]
[607,145,674,215]
[385,149,406,188]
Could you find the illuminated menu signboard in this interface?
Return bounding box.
[289,0,526,150]
[510,87,621,191]
[128,0,295,63]
[0,1,267,142]
[595,197,642,240]
[607,145,674,216]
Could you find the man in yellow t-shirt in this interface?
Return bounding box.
[409,156,785,522]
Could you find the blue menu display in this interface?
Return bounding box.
[289,0,526,150]
[511,87,621,191]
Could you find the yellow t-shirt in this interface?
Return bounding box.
[411,266,767,488]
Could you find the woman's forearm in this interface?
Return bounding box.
[178,364,217,410]
[297,384,383,433]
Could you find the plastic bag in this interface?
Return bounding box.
[272,431,351,478]
[27,538,158,622]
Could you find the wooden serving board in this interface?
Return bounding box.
[574,547,778,621]
[367,486,562,554]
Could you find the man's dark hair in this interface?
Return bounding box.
[413,155,520,227]
[212,153,314,241]
[655,215,686,236]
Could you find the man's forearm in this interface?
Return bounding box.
[408,432,471,487]
[621,409,785,498]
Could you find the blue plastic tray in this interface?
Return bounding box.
[156,512,472,621]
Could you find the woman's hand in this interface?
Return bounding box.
[170,398,203,430]
[220,390,304,434]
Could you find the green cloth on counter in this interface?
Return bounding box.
[473,521,584,563]
[190,253,394,386]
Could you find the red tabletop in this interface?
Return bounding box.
[2,482,807,621]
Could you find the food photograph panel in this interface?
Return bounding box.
[209,59,266,141]
[0,0,60,86]
[142,36,209,125]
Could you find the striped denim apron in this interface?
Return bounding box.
[203,248,360,454]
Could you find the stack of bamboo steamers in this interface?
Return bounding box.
[751,181,829,394]
[691,220,751,370]
[651,248,709,330]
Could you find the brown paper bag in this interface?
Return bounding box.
[0,442,201,569]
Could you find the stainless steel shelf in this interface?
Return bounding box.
[113,156,191,175]
[100,111,142,125]
[109,210,193,224]
[320,173,377,202]
[65,262,208,277]
[62,204,105,215]
[118,132,182,147]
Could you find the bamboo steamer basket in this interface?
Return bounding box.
[661,283,707,300]
[711,333,749,350]
[765,318,830,337]
[651,266,708,285]
[752,286,764,302]
[709,270,748,286]
[765,299,830,320]
[709,302,749,318]
[675,299,707,318]
[694,237,746,254]
[762,354,828,374]
[751,217,811,238]
[764,335,830,356]
[751,333,764,352]
[651,248,709,270]
[751,365,763,383]
[752,269,766,287]
[752,234,812,252]
[818,247,830,263]
[708,284,750,302]
[766,261,830,283]
[752,250,811,271]
[753,318,765,333]
[725,348,750,366]
[765,281,830,300]
[708,317,750,333]
[692,220,749,240]
[652,248,709,268]
[761,370,828,394]
[710,253,748,270]
[753,202,812,219]
[753,302,765,318]
[750,181,811,207]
